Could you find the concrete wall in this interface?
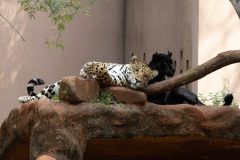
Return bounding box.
[125,0,199,90]
[0,0,125,123]
[198,0,240,104]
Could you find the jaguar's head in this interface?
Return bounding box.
[148,51,176,81]
[128,55,158,89]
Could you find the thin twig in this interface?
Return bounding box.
[0,13,25,41]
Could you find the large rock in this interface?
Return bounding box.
[103,87,147,105]
[1,100,240,160]
[59,77,147,105]
[59,77,100,103]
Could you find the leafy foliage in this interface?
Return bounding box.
[19,0,92,48]
[198,78,238,107]
[52,94,60,101]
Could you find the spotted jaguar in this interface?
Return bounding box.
[18,55,158,103]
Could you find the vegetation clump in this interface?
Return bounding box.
[198,79,238,107]
[52,95,60,101]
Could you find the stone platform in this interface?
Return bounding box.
[1,100,240,160]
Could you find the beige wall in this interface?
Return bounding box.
[125,0,179,62]
[125,0,199,90]
[198,0,240,104]
[0,0,125,123]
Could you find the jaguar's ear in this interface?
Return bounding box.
[152,53,158,60]
[152,70,158,78]
[168,51,172,57]
[131,52,134,58]
[131,55,140,63]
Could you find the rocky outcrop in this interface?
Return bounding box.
[59,77,147,105]
[103,87,147,105]
[59,77,100,103]
[1,100,240,160]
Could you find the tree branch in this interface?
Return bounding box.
[145,50,240,95]
[230,0,240,19]
[0,13,25,41]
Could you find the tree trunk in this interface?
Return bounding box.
[145,50,240,95]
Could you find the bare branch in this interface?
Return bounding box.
[145,50,240,95]
[0,13,25,41]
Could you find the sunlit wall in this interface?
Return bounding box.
[198,0,240,104]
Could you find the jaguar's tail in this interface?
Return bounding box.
[27,78,45,96]
[223,93,234,106]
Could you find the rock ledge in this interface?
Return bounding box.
[1,100,240,160]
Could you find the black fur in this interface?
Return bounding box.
[147,51,233,106]
[148,51,175,84]
[147,51,176,105]
[223,94,233,106]
[165,88,204,105]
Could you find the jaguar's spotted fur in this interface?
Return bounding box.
[18,55,158,103]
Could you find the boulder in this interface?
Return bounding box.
[1,100,240,160]
[59,77,147,105]
[59,77,100,103]
[103,87,147,105]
